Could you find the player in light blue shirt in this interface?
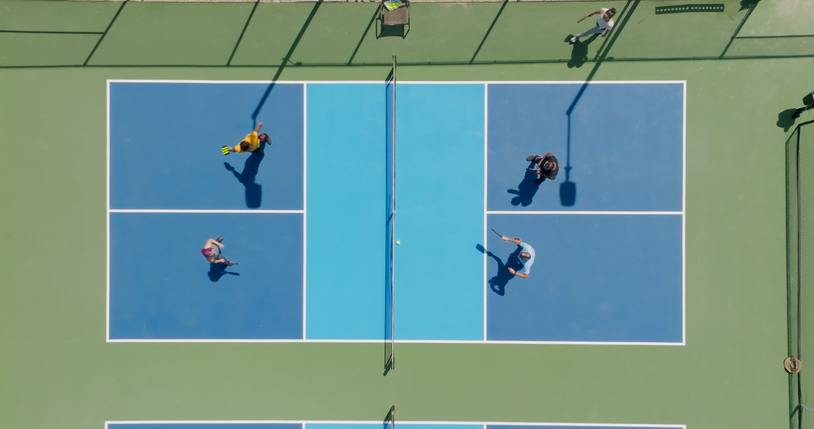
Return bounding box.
[502,236,535,279]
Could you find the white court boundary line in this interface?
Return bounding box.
[104,338,683,345]
[483,84,489,342]
[481,80,687,347]
[106,80,112,341]
[106,79,686,346]
[109,209,303,214]
[107,79,686,85]
[486,211,682,215]
[303,83,308,340]
[105,420,686,429]
[105,79,308,343]
[681,81,687,345]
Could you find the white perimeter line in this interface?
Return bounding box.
[483,83,489,342]
[105,80,688,346]
[106,420,685,428]
[107,79,686,86]
[108,209,304,214]
[486,211,683,215]
[682,81,687,345]
[105,339,684,345]
[302,83,308,340]
[106,80,112,342]
[402,423,684,428]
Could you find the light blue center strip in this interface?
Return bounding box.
[394,84,486,341]
[306,83,387,340]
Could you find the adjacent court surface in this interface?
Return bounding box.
[107,80,684,344]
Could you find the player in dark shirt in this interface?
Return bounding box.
[526,152,559,183]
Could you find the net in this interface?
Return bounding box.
[789,120,814,429]
[384,55,396,371]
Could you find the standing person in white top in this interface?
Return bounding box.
[570,7,616,44]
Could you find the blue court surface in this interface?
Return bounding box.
[107,81,684,344]
[109,81,304,210]
[106,422,684,429]
[487,83,684,212]
[108,212,303,340]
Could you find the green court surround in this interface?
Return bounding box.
[1,1,812,429]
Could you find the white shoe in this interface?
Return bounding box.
[570,37,578,43]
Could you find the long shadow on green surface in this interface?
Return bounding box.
[469,0,508,64]
[227,1,260,66]
[349,6,383,65]
[0,0,799,68]
[566,34,599,69]
[250,1,322,126]
[83,0,126,65]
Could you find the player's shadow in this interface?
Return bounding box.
[208,263,240,282]
[565,34,600,68]
[507,162,543,206]
[477,244,520,296]
[224,143,268,209]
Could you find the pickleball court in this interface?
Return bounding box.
[107,79,684,344]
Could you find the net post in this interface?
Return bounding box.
[383,405,396,429]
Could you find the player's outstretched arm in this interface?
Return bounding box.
[503,236,522,246]
[254,121,264,134]
[507,267,529,279]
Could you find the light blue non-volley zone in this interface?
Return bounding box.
[108,81,683,343]
[305,83,485,341]
[304,83,388,340]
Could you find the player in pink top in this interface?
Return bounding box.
[201,236,237,266]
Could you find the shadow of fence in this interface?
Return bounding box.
[1,0,812,68]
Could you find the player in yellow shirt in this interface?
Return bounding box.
[227,121,272,154]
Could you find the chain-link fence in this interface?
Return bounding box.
[2,0,810,68]
[789,120,814,429]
